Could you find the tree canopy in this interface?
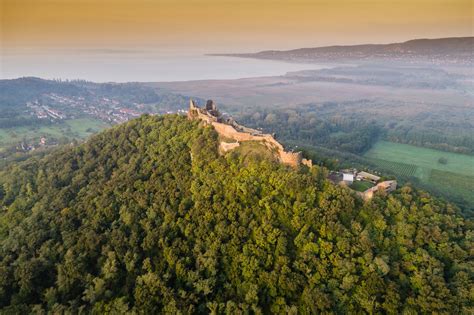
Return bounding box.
[0,115,472,313]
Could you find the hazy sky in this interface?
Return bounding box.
[2,0,473,54]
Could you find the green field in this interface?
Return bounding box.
[64,119,110,138]
[0,119,110,150]
[365,141,474,206]
[429,169,474,204]
[365,141,474,177]
[368,158,418,178]
[350,180,374,192]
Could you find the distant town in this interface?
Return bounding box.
[26,93,187,124]
[0,87,190,156]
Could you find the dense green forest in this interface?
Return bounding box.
[386,128,474,155]
[0,115,472,313]
[235,103,474,156]
[237,109,381,155]
[291,143,474,216]
[235,107,474,214]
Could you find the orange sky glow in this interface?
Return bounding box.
[1,0,473,52]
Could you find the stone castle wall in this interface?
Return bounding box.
[188,101,217,124]
[358,180,398,200]
[188,100,311,168]
[211,121,305,167]
[279,150,303,166]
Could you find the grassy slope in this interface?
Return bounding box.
[230,141,278,164]
[350,180,374,192]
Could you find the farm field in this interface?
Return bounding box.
[365,141,474,177]
[365,140,474,208]
[0,118,110,150]
[64,119,110,138]
[367,158,418,178]
[430,170,474,204]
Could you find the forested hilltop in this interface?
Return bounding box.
[0,115,472,313]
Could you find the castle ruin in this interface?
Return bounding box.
[359,180,397,200]
[188,99,312,168]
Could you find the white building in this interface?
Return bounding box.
[356,171,380,183]
[342,173,354,184]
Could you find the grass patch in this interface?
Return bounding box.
[231,141,277,164]
[350,180,374,192]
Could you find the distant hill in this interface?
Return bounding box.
[0,77,188,107]
[214,37,474,64]
[0,115,471,313]
[0,77,194,128]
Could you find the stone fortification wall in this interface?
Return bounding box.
[188,101,217,124]
[212,121,304,167]
[279,150,303,166]
[211,122,278,148]
[188,99,310,168]
[358,180,398,200]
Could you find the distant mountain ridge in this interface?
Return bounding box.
[213,37,474,63]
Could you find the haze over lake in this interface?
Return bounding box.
[1,50,328,82]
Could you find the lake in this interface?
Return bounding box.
[1,50,328,82]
